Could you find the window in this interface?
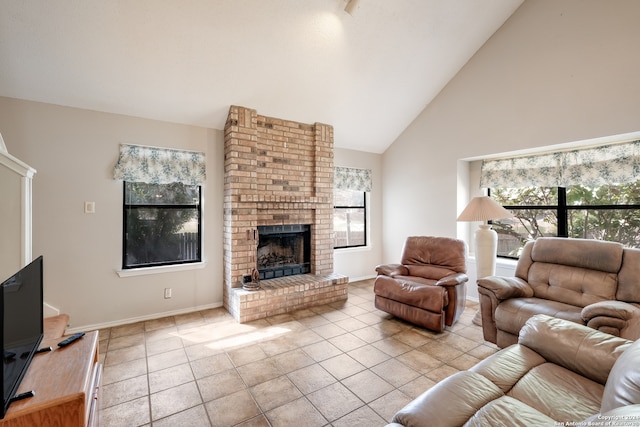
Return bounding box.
[123,182,202,269]
[333,166,372,249]
[480,140,640,258]
[490,182,640,258]
[113,143,206,270]
[334,189,366,248]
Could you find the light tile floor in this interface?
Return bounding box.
[98,279,499,427]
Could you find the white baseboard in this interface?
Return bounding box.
[66,302,224,334]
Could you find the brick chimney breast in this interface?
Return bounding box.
[223,106,347,322]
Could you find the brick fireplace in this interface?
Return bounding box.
[223,106,348,323]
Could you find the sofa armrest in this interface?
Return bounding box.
[435,273,468,287]
[477,276,534,300]
[391,371,504,427]
[582,300,640,322]
[582,301,640,339]
[375,263,408,277]
[476,277,533,345]
[518,314,632,385]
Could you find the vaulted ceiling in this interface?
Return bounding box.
[0,0,523,153]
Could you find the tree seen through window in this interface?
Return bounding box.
[490,182,640,258]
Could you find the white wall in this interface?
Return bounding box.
[0,97,380,329]
[0,97,225,330]
[333,148,383,281]
[382,0,640,268]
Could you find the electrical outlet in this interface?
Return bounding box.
[164,288,172,299]
[84,201,95,214]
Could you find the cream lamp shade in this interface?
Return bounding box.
[458,196,514,325]
[457,196,513,223]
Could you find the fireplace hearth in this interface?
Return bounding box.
[257,225,311,280]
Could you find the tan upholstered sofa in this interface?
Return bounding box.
[477,237,640,348]
[374,236,468,332]
[388,314,640,427]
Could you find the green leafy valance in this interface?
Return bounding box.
[480,140,640,188]
[335,167,372,192]
[113,144,206,186]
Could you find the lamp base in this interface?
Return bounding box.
[473,224,498,327]
[472,310,482,326]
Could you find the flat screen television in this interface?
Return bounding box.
[1,256,43,419]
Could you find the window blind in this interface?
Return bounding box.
[480,140,640,188]
[113,144,206,186]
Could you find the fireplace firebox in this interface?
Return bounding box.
[257,225,311,280]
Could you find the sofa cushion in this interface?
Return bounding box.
[495,298,583,337]
[601,339,640,412]
[466,396,557,427]
[530,237,623,273]
[508,363,603,421]
[484,317,611,420]
[470,344,546,393]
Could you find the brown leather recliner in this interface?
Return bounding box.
[388,314,640,426]
[478,237,640,348]
[374,236,468,332]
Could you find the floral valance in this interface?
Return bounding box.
[113,144,206,186]
[335,167,372,192]
[480,140,640,188]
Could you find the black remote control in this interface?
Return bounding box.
[57,332,85,347]
[10,390,34,403]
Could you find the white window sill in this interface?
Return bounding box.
[334,245,371,254]
[467,255,518,268]
[116,261,206,278]
[496,257,519,268]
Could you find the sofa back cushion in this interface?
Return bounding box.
[530,237,623,272]
[520,238,623,307]
[401,236,466,278]
[528,264,618,307]
[601,339,640,413]
[519,314,630,386]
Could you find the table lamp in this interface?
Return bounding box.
[457,196,514,324]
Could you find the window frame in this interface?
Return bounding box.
[333,190,368,249]
[122,181,203,269]
[490,186,640,259]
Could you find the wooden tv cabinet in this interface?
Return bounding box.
[0,330,102,427]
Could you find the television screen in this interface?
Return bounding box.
[1,256,43,418]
